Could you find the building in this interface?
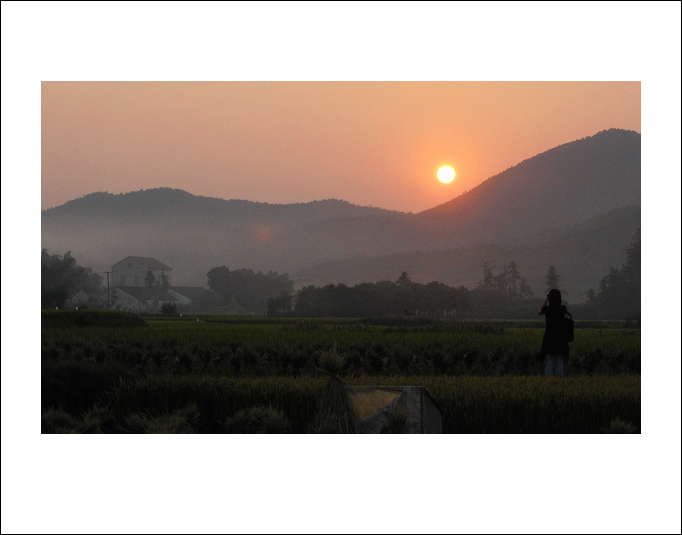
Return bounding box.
[111,256,172,287]
[168,286,212,305]
[110,286,179,314]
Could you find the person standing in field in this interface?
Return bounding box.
[538,288,569,376]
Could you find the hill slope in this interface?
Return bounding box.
[41,129,640,287]
[294,206,641,301]
[414,128,640,246]
[42,188,409,284]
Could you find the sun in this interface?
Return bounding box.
[437,165,456,184]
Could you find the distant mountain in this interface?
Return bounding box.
[42,189,408,284]
[412,128,640,246]
[43,188,405,230]
[294,205,642,301]
[41,129,640,290]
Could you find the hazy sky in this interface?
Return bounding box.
[41,81,640,212]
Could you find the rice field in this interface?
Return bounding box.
[41,311,641,433]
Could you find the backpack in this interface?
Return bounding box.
[563,310,574,343]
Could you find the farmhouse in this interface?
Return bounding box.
[111,286,179,314]
[111,256,172,288]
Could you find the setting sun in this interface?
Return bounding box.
[437,165,456,184]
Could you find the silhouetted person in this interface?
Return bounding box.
[538,288,569,376]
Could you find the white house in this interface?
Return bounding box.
[111,286,179,314]
[111,256,172,288]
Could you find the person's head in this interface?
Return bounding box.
[547,288,561,307]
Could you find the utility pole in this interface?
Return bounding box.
[99,271,111,308]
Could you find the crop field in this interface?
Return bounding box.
[41,311,641,433]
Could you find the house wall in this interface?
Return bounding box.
[142,300,159,314]
[111,288,178,314]
[111,289,142,312]
[167,289,192,305]
[137,299,175,314]
[112,260,171,287]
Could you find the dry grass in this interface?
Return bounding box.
[602,418,639,433]
[223,406,290,433]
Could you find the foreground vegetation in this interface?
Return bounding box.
[41,311,641,433]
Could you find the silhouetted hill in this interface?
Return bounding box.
[294,206,641,301]
[413,128,640,246]
[42,188,409,284]
[43,188,405,230]
[41,129,640,288]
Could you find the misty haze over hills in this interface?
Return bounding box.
[295,205,641,301]
[42,129,640,300]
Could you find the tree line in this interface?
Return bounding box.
[288,273,471,318]
[41,227,640,320]
[575,227,640,322]
[207,266,294,315]
[41,249,102,309]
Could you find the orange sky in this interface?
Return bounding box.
[41,82,640,213]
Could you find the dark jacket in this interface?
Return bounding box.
[540,304,570,358]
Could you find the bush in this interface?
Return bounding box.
[41,408,80,433]
[161,303,177,315]
[120,404,199,433]
[42,363,132,416]
[602,418,639,433]
[223,406,290,434]
[42,310,147,328]
[41,405,113,433]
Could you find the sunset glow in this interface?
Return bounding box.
[437,165,456,184]
[41,82,641,213]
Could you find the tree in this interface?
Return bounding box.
[507,261,522,298]
[585,288,598,319]
[397,271,411,285]
[622,227,640,299]
[207,265,294,314]
[491,261,533,300]
[493,263,510,294]
[41,249,102,308]
[546,266,561,293]
[157,269,170,289]
[267,291,294,317]
[588,228,641,320]
[144,270,157,287]
[478,262,494,290]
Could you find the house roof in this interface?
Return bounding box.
[168,286,212,300]
[112,256,172,271]
[114,286,179,302]
[66,289,89,299]
[91,290,110,303]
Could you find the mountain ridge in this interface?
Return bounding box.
[293,205,641,301]
[41,128,640,289]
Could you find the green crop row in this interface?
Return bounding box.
[42,321,641,378]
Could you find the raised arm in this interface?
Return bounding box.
[538,295,549,315]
